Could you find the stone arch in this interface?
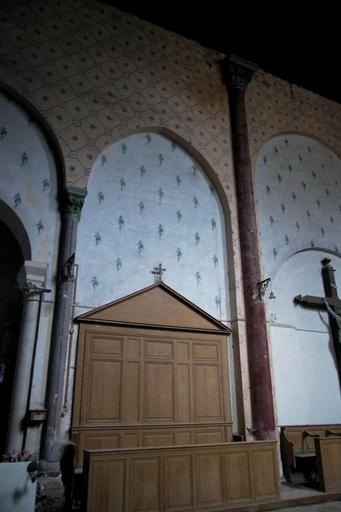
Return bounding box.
[260,130,341,162]
[255,133,341,278]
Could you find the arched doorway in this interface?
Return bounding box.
[0,220,25,454]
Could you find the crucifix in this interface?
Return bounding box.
[151,263,166,282]
[295,258,341,384]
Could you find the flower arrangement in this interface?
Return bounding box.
[2,449,35,462]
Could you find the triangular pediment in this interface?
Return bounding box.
[77,282,230,333]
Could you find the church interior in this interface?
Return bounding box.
[0,1,341,511]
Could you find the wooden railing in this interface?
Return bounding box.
[83,441,279,512]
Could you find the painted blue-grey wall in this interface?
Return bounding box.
[256,134,341,425]
[0,92,61,442]
[0,92,60,285]
[76,132,230,321]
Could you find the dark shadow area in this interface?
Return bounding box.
[0,220,24,455]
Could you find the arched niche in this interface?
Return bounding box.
[0,89,61,289]
[256,133,341,277]
[266,249,341,425]
[75,131,231,322]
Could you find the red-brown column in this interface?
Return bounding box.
[222,56,276,440]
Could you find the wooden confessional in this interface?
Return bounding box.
[72,282,280,511]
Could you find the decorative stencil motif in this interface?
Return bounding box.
[76,133,229,319]
[0,0,231,190]
[256,134,341,276]
[0,92,60,287]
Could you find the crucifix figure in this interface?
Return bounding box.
[295,258,341,385]
[151,263,166,282]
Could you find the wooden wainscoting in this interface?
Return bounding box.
[83,441,279,512]
[72,324,232,468]
[315,436,341,492]
[73,326,231,428]
[72,423,233,468]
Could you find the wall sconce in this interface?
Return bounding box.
[257,278,271,300]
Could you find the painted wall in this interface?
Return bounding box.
[75,132,230,321]
[0,92,60,278]
[0,91,61,450]
[268,250,341,425]
[256,134,341,276]
[256,134,341,424]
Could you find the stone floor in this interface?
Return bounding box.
[34,478,341,511]
[277,503,341,511]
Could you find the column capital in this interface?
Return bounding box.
[17,260,48,297]
[221,54,258,90]
[64,186,87,220]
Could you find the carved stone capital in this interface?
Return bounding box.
[17,261,48,297]
[221,54,258,90]
[64,186,87,220]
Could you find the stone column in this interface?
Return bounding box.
[6,261,48,453]
[41,186,87,467]
[221,55,276,440]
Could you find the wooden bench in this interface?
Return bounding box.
[280,425,341,486]
[82,441,280,511]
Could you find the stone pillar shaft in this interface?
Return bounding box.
[41,187,86,465]
[223,56,276,439]
[6,261,48,453]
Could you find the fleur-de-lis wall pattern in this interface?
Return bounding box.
[256,134,341,276]
[76,133,229,319]
[0,93,60,292]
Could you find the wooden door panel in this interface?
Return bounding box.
[193,365,222,420]
[145,363,174,421]
[88,361,121,422]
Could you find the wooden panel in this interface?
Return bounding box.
[176,342,189,361]
[193,365,221,420]
[88,361,121,421]
[87,435,120,450]
[73,424,232,469]
[122,362,139,422]
[125,338,140,359]
[143,433,174,447]
[192,343,219,361]
[165,456,193,511]
[175,431,191,445]
[146,340,173,359]
[72,324,232,466]
[130,459,160,511]
[176,365,190,422]
[79,284,230,332]
[91,336,122,356]
[84,442,279,512]
[88,460,125,512]
[225,452,252,502]
[252,449,279,498]
[197,454,224,507]
[122,433,139,447]
[194,430,224,444]
[315,437,341,492]
[145,363,174,421]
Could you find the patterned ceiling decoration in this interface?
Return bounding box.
[247,71,341,165]
[0,0,233,195]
